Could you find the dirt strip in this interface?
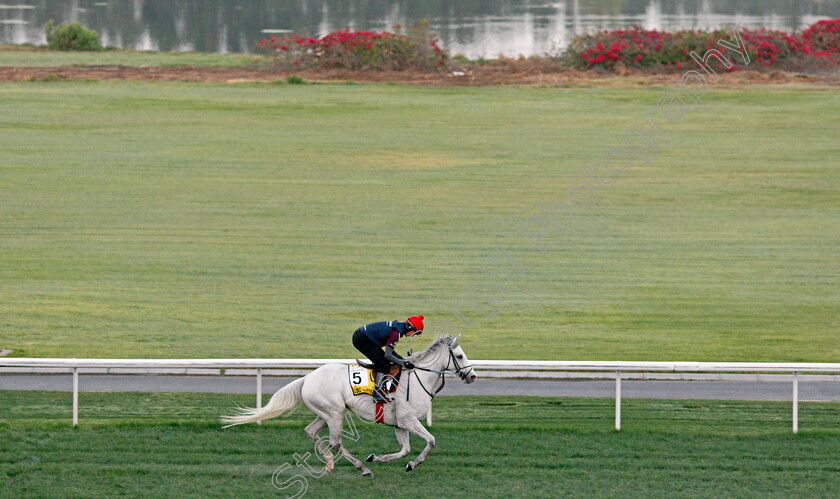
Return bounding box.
[1,64,839,86]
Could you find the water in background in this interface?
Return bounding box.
[2,0,840,59]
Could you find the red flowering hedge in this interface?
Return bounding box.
[259,20,447,71]
[566,19,840,72]
[803,19,840,55]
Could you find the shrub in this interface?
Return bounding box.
[44,20,101,51]
[567,27,721,71]
[258,20,448,71]
[802,19,840,55]
[564,19,840,72]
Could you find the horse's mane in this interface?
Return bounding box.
[406,335,453,363]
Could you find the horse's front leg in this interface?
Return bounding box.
[402,418,435,472]
[367,427,410,463]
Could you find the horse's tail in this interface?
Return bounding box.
[221,376,306,428]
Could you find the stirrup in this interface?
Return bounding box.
[373,373,393,403]
[372,391,392,403]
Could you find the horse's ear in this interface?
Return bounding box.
[451,332,462,348]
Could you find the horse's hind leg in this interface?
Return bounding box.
[304,417,326,443]
[324,414,373,476]
[367,427,410,463]
[303,415,340,472]
[341,447,373,477]
[305,417,329,458]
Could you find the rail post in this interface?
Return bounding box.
[256,368,262,426]
[793,371,798,434]
[72,367,78,427]
[615,370,621,430]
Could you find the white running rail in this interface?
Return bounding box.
[3,358,840,431]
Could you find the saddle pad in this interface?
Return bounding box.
[348,365,376,396]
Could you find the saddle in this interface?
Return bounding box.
[356,359,401,378]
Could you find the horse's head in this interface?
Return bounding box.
[445,334,477,384]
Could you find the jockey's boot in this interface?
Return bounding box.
[372,372,392,403]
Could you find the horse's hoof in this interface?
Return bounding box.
[406,462,414,472]
[362,470,373,477]
[366,454,375,463]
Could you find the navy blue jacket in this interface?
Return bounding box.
[360,320,409,347]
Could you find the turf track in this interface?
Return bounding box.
[1,81,838,361]
[2,392,840,497]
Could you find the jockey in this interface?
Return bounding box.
[352,316,424,402]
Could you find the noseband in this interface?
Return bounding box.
[445,349,473,381]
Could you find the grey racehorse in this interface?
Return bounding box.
[221,334,477,475]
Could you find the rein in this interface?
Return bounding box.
[412,350,473,378]
[406,349,473,401]
[410,369,445,401]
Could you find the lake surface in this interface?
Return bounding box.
[2,0,840,59]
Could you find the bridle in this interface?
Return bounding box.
[445,348,474,381]
[412,344,473,378]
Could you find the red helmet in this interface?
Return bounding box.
[407,315,424,334]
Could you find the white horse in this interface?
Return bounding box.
[221,334,477,475]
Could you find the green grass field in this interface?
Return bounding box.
[1,79,838,361]
[2,391,840,497]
